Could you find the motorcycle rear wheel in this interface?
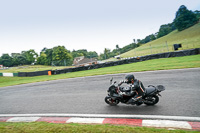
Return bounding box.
[144,95,159,105]
[105,96,119,106]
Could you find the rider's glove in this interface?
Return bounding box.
[118,80,125,86]
[130,84,136,91]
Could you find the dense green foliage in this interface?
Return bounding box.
[0,47,98,67]
[71,49,98,58]
[36,47,98,66]
[157,23,176,38]
[174,5,199,31]
[0,54,13,67]
[52,46,73,66]
[194,10,200,18]
[99,43,139,60]
[0,50,38,67]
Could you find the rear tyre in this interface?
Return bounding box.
[105,96,119,106]
[144,95,159,105]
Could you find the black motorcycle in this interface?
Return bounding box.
[105,77,165,106]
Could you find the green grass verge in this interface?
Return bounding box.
[0,65,73,73]
[0,55,200,87]
[0,122,199,133]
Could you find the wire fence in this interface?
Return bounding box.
[122,42,200,58]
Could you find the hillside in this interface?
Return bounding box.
[120,22,200,58]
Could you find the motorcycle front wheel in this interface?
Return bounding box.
[144,95,159,105]
[105,96,119,106]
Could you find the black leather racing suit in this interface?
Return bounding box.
[118,79,145,102]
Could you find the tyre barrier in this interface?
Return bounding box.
[7,48,199,77]
[50,48,200,76]
[18,70,51,77]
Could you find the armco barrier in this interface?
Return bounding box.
[17,48,200,77]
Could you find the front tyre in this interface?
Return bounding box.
[105,96,119,106]
[144,95,159,105]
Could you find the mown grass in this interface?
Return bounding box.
[121,22,200,58]
[0,122,199,133]
[0,65,73,73]
[0,55,200,87]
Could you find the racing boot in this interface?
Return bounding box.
[127,96,142,105]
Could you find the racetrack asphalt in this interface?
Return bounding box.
[1,68,200,117]
[0,68,200,130]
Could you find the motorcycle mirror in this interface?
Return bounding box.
[110,77,113,82]
[110,77,113,84]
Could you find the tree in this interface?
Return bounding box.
[157,23,176,38]
[52,46,73,66]
[11,53,27,66]
[115,44,120,55]
[86,51,98,58]
[0,54,13,67]
[36,48,53,65]
[71,49,98,59]
[44,48,53,65]
[0,57,2,65]
[71,49,87,58]
[104,48,110,59]
[137,39,141,44]
[11,53,20,66]
[174,5,198,31]
[36,52,47,65]
[71,50,84,58]
[116,44,119,49]
[150,34,156,41]
[194,10,200,18]
[21,49,38,64]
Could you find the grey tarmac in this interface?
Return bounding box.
[0,68,200,118]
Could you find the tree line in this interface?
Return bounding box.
[0,46,98,67]
[0,5,199,66]
[99,5,200,60]
[139,5,199,43]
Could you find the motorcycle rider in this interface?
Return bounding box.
[118,74,145,104]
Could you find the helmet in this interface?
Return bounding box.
[125,74,135,83]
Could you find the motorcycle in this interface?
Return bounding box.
[105,77,165,106]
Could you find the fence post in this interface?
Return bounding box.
[166,41,169,52]
[150,44,152,54]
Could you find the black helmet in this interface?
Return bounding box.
[125,74,135,83]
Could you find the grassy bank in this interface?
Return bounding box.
[0,55,200,87]
[121,23,200,58]
[0,122,199,133]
